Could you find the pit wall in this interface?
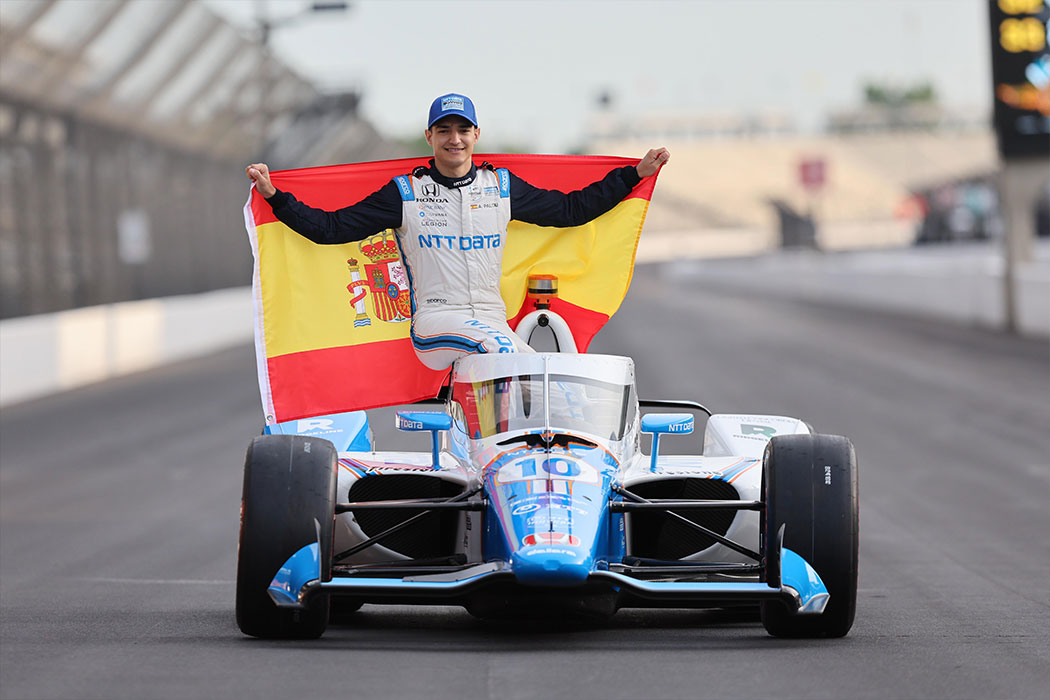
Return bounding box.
[0,288,252,406]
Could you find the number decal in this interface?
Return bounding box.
[496,456,598,484]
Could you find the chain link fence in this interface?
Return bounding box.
[0,93,250,318]
[0,0,403,320]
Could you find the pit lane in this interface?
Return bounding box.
[1,262,1047,700]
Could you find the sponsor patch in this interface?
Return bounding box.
[497,169,510,197]
[523,533,580,546]
[393,175,414,201]
[442,96,465,112]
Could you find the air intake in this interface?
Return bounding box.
[628,479,740,560]
[347,475,463,559]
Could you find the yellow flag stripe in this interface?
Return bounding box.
[258,222,410,357]
[258,197,647,358]
[501,198,648,316]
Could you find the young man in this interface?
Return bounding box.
[247,93,669,371]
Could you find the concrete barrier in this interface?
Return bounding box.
[0,288,252,406]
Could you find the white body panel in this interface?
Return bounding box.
[703,414,811,458]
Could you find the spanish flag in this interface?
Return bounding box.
[245,154,658,423]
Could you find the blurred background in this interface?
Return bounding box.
[0,0,1047,402]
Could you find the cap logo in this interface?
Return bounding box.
[441,96,465,112]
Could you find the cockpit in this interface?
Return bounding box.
[449,354,637,444]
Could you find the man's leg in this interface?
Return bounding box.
[411,312,533,371]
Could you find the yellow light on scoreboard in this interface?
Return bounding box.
[999,17,1047,52]
[998,0,1044,14]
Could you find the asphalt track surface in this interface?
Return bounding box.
[2,261,1048,700]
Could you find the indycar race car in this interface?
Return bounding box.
[236,308,858,640]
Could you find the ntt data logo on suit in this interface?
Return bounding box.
[417,234,501,250]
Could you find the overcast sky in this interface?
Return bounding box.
[207,0,992,153]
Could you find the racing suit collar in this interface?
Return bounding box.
[426,159,477,189]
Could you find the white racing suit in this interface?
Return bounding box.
[392,169,531,369]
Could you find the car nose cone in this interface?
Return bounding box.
[510,546,592,586]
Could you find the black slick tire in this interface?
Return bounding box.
[760,433,858,638]
[236,434,337,639]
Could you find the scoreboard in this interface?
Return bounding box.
[989,0,1050,158]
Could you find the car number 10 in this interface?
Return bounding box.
[496,457,599,484]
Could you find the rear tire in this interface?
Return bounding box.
[236,435,337,639]
[761,433,858,638]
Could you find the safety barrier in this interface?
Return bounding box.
[0,288,251,406]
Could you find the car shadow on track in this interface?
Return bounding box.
[228,606,779,652]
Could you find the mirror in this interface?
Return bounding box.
[641,413,694,435]
[396,411,452,432]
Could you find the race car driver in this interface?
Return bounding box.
[247,93,669,371]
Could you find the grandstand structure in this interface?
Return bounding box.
[0,0,395,318]
[589,110,999,256]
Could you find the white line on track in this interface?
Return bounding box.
[70,577,233,585]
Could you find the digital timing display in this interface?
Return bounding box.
[988,0,1050,158]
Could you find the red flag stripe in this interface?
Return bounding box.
[249,154,652,227]
[268,339,447,421]
[507,297,611,353]
[267,299,613,422]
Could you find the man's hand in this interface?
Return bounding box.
[636,148,670,178]
[246,162,276,199]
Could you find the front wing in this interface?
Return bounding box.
[267,538,829,615]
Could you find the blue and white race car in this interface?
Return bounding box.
[236,310,858,639]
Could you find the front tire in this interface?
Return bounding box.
[761,433,858,638]
[236,435,337,639]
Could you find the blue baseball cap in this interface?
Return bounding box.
[427,93,478,128]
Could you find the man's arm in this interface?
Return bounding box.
[509,148,669,228]
[246,162,402,244]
